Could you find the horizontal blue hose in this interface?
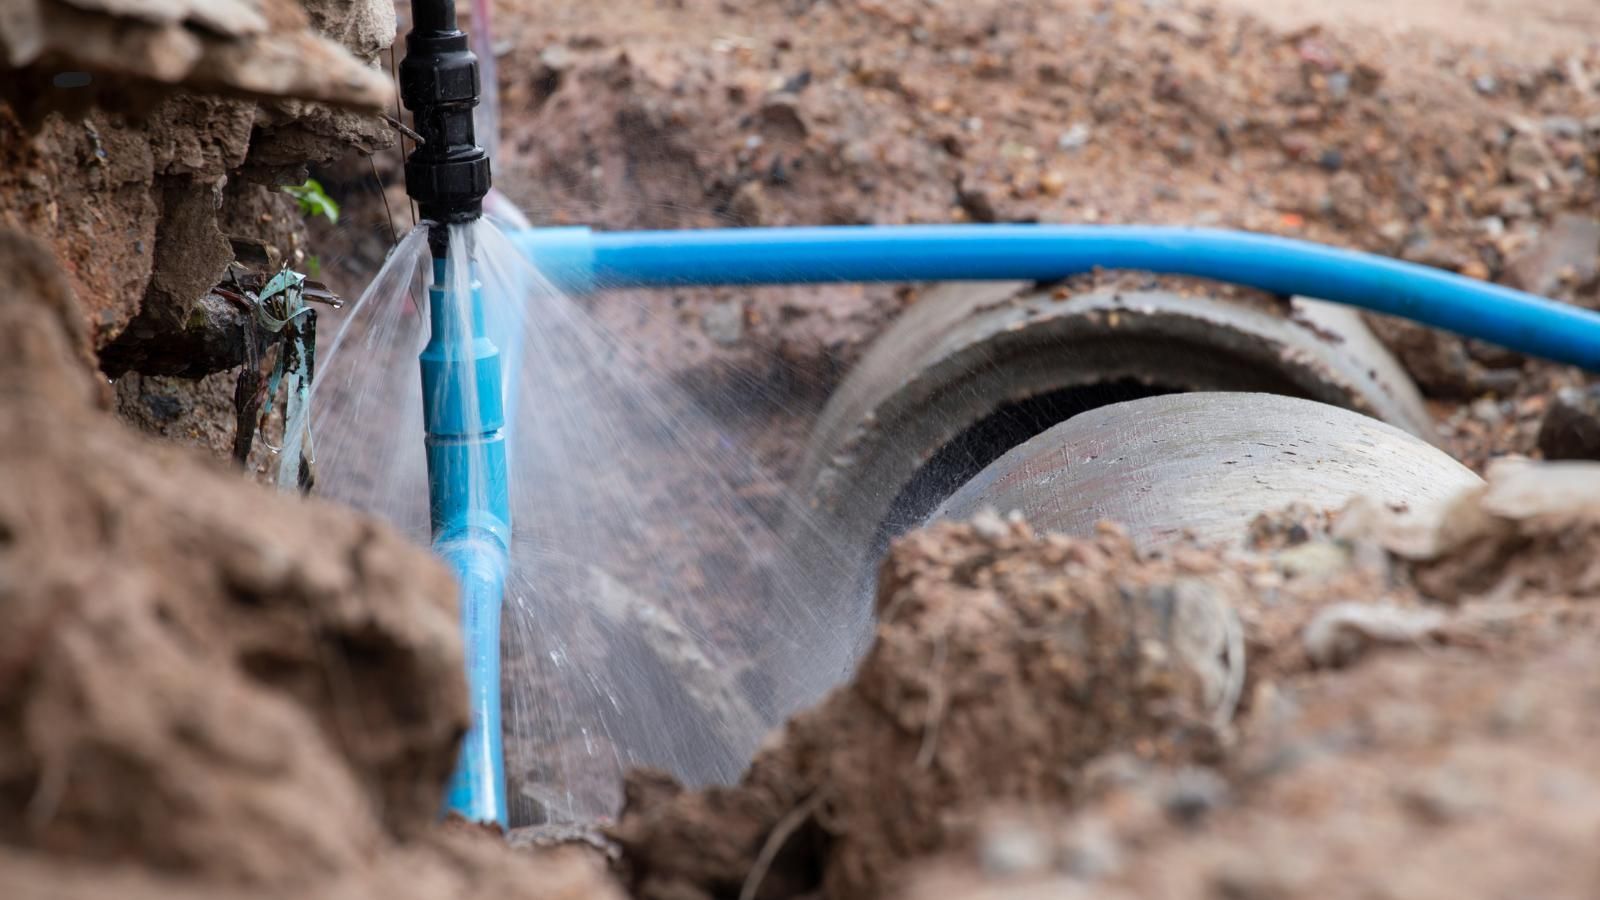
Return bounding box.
[515,225,1600,371]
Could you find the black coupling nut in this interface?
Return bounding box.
[400,24,491,227]
[399,31,478,110]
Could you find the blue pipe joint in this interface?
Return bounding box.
[420,260,511,547]
[420,257,511,826]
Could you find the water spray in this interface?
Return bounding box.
[400,0,510,826]
[384,0,1600,832]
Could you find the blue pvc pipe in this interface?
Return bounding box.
[515,225,1600,371]
[439,537,508,825]
[420,258,512,827]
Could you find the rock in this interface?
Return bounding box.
[302,0,393,65]
[1274,541,1350,580]
[958,181,999,222]
[1505,213,1600,296]
[540,44,575,71]
[701,299,746,345]
[1301,603,1448,668]
[726,178,770,225]
[1470,396,1507,426]
[978,819,1052,876]
[1401,235,1473,272]
[0,0,392,113]
[757,94,808,141]
[1537,385,1600,460]
[1504,131,1553,187]
[1395,767,1492,825]
[1057,122,1092,151]
[1323,171,1365,224]
[1542,116,1584,140]
[1160,767,1231,827]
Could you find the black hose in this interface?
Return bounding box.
[410,0,457,32]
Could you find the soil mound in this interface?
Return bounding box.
[0,230,620,900]
[614,515,1250,900]
[613,458,1600,900]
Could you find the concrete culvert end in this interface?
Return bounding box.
[797,280,1438,584]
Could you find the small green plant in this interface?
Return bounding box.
[284,179,340,225]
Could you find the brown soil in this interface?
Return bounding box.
[8,0,1600,899]
[610,462,1600,900]
[0,0,395,473]
[490,0,1600,471]
[0,228,624,900]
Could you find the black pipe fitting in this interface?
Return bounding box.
[401,0,490,251]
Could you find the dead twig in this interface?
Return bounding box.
[740,793,822,900]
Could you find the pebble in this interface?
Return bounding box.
[1396,767,1491,825]
[1274,541,1350,580]
[1505,131,1554,186]
[700,300,745,346]
[1537,386,1600,461]
[1506,213,1600,295]
[978,819,1050,876]
[1325,71,1351,101]
[1471,396,1507,425]
[1057,122,1092,151]
[1542,116,1584,139]
[757,95,808,140]
[1058,817,1123,880]
[1302,604,1448,668]
[1161,767,1231,826]
[539,44,573,70]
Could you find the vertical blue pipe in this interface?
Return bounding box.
[420,257,511,826]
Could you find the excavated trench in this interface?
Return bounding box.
[9,0,1600,898]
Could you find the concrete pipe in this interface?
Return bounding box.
[934,392,1482,551]
[797,281,1437,581]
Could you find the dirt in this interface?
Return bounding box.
[8,0,1600,899]
[0,0,393,467]
[487,0,1600,472]
[898,626,1600,900]
[0,227,625,900]
[609,459,1600,900]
